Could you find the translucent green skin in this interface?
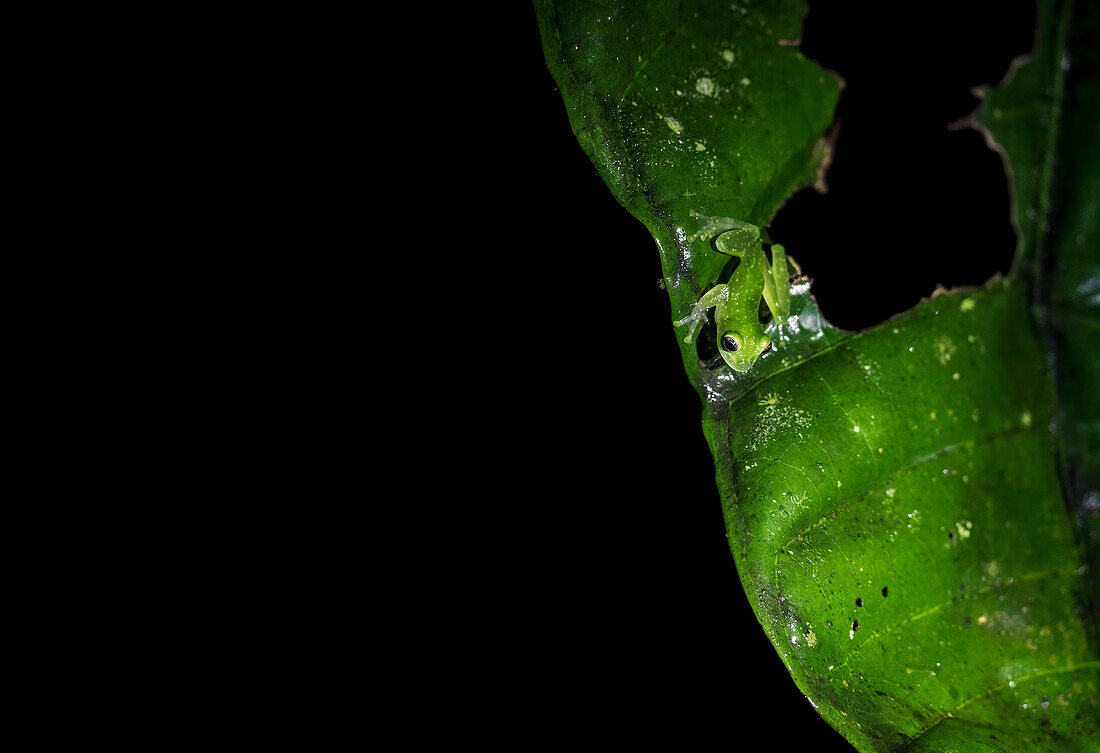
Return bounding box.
[674,216,790,372]
[714,238,774,371]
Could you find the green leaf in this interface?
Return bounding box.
[1010,0,1100,639]
[979,0,1100,647]
[535,0,838,337]
[536,0,1100,750]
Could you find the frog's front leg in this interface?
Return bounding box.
[674,283,729,344]
[760,244,791,326]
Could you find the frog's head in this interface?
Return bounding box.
[718,327,772,372]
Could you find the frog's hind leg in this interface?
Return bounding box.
[761,244,791,327]
[771,244,790,322]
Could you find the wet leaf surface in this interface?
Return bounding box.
[536,0,1099,750]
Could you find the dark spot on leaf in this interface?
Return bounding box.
[852,619,859,631]
[875,690,887,696]
[856,597,863,607]
[948,531,954,540]
[826,620,833,628]
[882,586,888,597]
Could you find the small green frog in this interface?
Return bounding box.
[674,214,791,372]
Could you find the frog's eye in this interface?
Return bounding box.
[721,334,740,352]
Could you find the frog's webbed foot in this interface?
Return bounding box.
[673,284,730,344]
[674,305,708,345]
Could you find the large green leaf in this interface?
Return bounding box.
[536,0,1099,750]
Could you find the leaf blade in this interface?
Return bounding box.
[537,0,1100,749]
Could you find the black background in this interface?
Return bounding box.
[492,2,1037,747]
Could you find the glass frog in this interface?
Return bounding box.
[674,213,791,372]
